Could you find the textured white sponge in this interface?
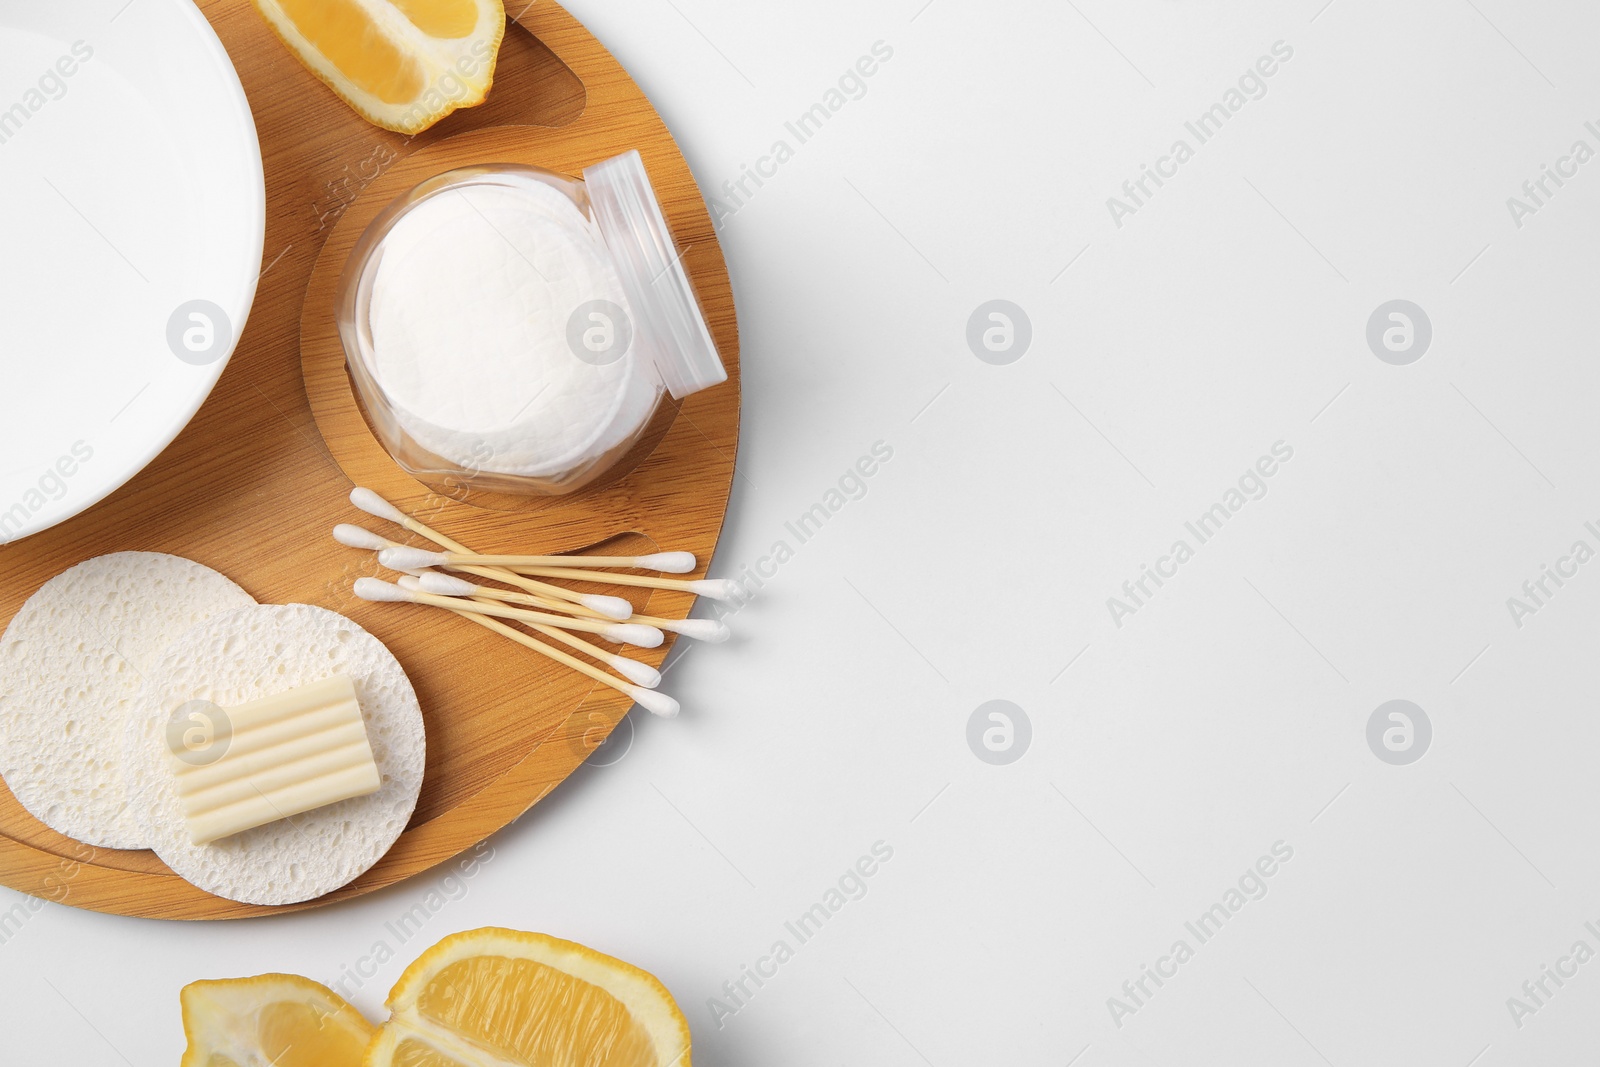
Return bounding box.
[0,552,255,849]
[123,604,425,906]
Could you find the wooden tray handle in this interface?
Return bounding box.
[509,3,641,136]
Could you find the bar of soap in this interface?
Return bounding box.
[165,674,382,846]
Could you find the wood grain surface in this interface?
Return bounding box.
[0,0,740,919]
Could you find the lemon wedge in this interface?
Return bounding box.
[180,973,376,1067]
[364,928,692,1067]
[251,0,506,133]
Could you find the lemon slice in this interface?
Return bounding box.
[364,928,692,1067]
[180,974,376,1067]
[251,0,506,133]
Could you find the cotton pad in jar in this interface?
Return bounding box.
[338,152,727,496]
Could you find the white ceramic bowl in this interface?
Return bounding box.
[0,0,265,543]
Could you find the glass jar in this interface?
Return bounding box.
[336,150,726,496]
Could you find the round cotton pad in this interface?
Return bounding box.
[123,604,425,906]
[0,552,255,850]
[367,180,660,478]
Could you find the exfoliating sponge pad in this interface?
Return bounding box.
[123,604,425,905]
[0,552,256,849]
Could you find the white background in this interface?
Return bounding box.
[6,0,1600,1064]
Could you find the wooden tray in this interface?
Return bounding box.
[0,0,739,919]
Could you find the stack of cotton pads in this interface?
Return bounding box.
[365,180,660,478]
[0,552,425,906]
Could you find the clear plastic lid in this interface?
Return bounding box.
[584,150,727,400]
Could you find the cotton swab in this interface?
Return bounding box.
[415,573,730,642]
[349,487,427,533]
[348,483,731,623]
[413,572,491,596]
[337,521,595,614]
[352,485,729,606]
[357,538,603,618]
[398,576,661,688]
[636,615,732,643]
[344,493,635,620]
[410,600,678,717]
[334,523,401,552]
[337,521,624,620]
[339,493,696,720]
[498,566,741,602]
[343,524,706,641]
[413,572,589,615]
[382,546,696,574]
[354,578,664,648]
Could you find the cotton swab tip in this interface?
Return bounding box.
[333,523,395,551]
[637,551,697,574]
[688,579,741,603]
[580,594,634,621]
[611,659,663,688]
[380,546,449,570]
[666,618,731,643]
[350,487,408,524]
[602,623,664,648]
[416,572,478,597]
[632,688,680,718]
[353,577,413,603]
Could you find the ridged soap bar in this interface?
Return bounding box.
[165,674,382,846]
